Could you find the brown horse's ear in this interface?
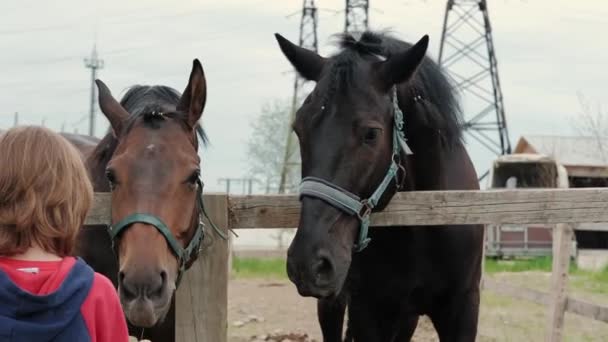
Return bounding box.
[177,59,207,129]
[96,79,129,136]
[375,35,429,91]
[275,33,326,82]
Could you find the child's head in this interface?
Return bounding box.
[0,126,93,257]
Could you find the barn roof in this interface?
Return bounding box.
[514,135,608,167]
[494,153,556,164]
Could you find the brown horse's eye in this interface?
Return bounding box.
[364,128,381,145]
[105,169,118,191]
[186,170,200,189]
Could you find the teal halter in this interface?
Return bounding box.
[299,87,413,252]
[108,178,208,286]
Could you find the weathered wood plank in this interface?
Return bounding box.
[574,223,608,232]
[566,297,608,323]
[227,188,608,229]
[546,223,573,342]
[86,192,111,226]
[176,194,229,342]
[87,189,608,228]
[483,279,608,324]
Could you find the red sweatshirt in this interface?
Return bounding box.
[0,256,129,342]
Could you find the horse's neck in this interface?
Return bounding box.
[402,109,449,192]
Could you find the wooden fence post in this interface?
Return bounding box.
[545,223,573,342]
[176,194,229,342]
[480,225,487,290]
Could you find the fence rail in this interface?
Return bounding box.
[85,188,608,342]
[88,188,608,227]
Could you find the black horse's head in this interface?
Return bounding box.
[275,32,429,298]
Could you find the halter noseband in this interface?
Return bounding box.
[299,87,413,252]
[108,178,206,287]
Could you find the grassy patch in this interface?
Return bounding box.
[230,256,608,294]
[485,257,608,295]
[570,265,608,295]
[484,256,553,274]
[232,257,287,278]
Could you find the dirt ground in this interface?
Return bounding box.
[228,273,608,342]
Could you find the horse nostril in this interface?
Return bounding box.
[312,253,334,285]
[120,279,138,301]
[147,270,167,300]
[118,271,125,284]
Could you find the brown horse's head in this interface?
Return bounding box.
[95,60,207,327]
[275,32,429,298]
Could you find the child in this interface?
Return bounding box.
[0,126,129,342]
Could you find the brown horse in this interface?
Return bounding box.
[65,60,209,341]
[275,31,483,341]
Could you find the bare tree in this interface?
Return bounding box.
[247,99,298,250]
[573,92,608,162]
[247,99,300,193]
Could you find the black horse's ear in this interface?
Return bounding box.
[275,33,326,82]
[177,59,207,129]
[375,35,429,91]
[96,80,129,136]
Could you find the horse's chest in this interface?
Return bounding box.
[345,228,443,311]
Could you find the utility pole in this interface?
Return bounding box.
[278,0,319,194]
[345,0,369,34]
[13,112,18,127]
[84,45,104,137]
[438,0,511,156]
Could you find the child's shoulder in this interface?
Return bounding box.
[89,272,117,298]
[80,271,120,319]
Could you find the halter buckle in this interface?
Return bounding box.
[357,200,373,220]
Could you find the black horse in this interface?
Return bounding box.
[275,31,483,341]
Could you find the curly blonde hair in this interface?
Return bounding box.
[0,126,93,257]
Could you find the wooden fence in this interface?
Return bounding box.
[86,188,608,342]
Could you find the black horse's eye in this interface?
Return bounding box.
[105,169,117,191]
[363,128,381,145]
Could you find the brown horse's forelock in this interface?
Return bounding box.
[87,85,208,188]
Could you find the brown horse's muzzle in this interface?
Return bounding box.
[118,265,174,327]
[116,223,178,327]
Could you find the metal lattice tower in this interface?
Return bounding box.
[438,0,511,155]
[345,0,369,34]
[278,0,319,194]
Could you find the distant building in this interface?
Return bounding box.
[512,136,608,269]
[485,153,568,258]
[514,135,608,186]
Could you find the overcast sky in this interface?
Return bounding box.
[1,0,607,193]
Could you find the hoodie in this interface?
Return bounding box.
[0,257,128,342]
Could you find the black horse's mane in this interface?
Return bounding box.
[87,85,207,189]
[323,30,464,146]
